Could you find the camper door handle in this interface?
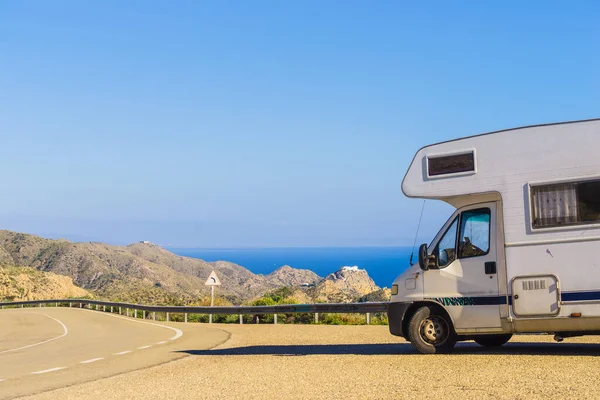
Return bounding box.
[484,262,497,275]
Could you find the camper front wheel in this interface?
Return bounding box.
[407,306,456,354]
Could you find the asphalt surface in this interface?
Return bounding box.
[0,307,229,399]
[5,308,600,399]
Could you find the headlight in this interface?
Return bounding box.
[391,284,399,295]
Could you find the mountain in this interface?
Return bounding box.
[0,230,385,305]
[0,266,88,301]
[0,231,274,304]
[308,266,380,303]
[265,265,321,287]
[125,241,279,300]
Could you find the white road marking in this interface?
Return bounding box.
[31,367,65,375]
[75,308,183,341]
[0,313,69,355]
[137,345,152,350]
[156,341,168,345]
[80,358,104,364]
[114,351,132,355]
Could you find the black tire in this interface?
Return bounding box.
[474,334,513,347]
[407,306,457,354]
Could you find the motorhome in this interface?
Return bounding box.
[388,118,600,353]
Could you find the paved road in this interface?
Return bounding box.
[0,308,229,399]
[17,323,600,400]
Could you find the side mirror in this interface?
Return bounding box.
[418,243,437,271]
[418,243,429,271]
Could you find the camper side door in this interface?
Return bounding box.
[425,202,502,331]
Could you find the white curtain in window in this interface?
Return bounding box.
[533,183,578,227]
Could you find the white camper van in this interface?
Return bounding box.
[388,118,600,353]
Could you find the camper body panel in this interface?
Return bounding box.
[402,119,600,245]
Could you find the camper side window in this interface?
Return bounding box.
[531,180,600,228]
[435,217,458,268]
[458,208,491,258]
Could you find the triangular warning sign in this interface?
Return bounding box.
[205,270,221,286]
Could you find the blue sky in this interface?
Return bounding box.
[1,1,599,247]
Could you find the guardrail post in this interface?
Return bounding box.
[166,312,170,322]
[39,303,42,307]
[119,306,122,314]
[274,314,277,324]
[209,314,212,324]
[126,308,130,317]
[366,313,370,325]
[56,302,58,308]
[239,314,243,324]
[80,303,82,308]
[69,302,72,307]
[134,309,137,318]
[315,313,319,324]
[21,304,23,308]
[184,313,188,323]
[153,312,156,321]
[103,305,106,312]
[143,310,146,319]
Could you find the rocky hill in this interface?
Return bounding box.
[0,231,275,304]
[0,266,88,301]
[265,265,321,287]
[308,266,380,303]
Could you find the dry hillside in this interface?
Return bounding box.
[0,231,276,304]
[264,265,321,287]
[0,266,88,301]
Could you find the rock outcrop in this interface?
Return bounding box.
[307,266,380,303]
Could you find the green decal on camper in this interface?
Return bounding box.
[430,297,475,306]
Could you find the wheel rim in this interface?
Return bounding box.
[419,316,449,345]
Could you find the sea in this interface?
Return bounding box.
[167,247,415,288]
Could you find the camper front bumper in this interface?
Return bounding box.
[387,302,413,338]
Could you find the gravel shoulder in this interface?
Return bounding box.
[19,324,600,400]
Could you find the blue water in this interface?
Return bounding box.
[167,247,414,288]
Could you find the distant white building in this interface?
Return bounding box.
[341,266,361,272]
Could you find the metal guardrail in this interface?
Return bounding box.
[0,299,388,314]
[0,299,389,324]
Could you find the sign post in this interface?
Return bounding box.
[205,270,221,324]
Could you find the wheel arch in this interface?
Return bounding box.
[402,301,456,338]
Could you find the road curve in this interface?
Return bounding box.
[0,308,229,399]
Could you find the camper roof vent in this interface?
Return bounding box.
[426,150,476,179]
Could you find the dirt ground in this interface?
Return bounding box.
[19,323,600,400]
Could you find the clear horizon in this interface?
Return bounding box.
[1,1,598,247]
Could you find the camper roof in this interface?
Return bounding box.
[402,118,600,206]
